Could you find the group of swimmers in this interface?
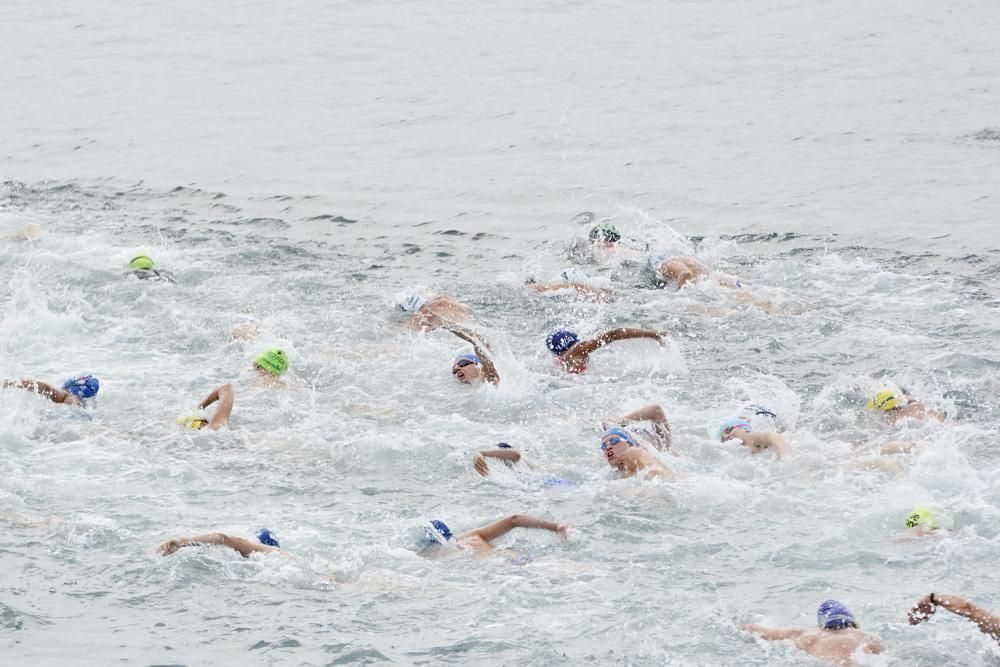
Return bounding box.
[3,226,988,665]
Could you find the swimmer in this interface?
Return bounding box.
[718,418,790,459]
[124,255,176,283]
[909,593,1000,644]
[866,387,943,424]
[740,599,883,667]
[253,348,289,378]
[399,292,471,331]
[649,256,744,290]
[419,514,569,554]
[175,383,234,431]
[1,374,99,407]
[589,222,621,249]
[440,323,499,386]
[527,279,614,303]
[473,442,531,476]
[159,528,279,557]
[546,327,670,374]
[602,403,675,454]
[901,506,941,537]
[600,427,675,480]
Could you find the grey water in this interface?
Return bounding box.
[2,0,1000,665]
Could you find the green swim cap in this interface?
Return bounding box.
[254,348,289,375]
[904,507,938,530]
[589,223,621,243]
[129,255,155,270]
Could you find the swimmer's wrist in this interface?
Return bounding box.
[930,592,938,606]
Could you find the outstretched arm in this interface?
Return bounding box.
[443,325,500,385]
[158,532,277,558]
[739,624,805,641]
[198,384,234,430]
[2,379,79,405]
[573,327,670,357]
[462,514,568,544]
[473,448,522,476]
[527,281,614,302]
[909,593,1000,641]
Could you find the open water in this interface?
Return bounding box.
[2,1,1000,665]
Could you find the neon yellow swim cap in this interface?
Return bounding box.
[867,389,903,411]
[176,415,208,429]
[129,255,155,270]
[904,507,938,529]
[254,348,289,375]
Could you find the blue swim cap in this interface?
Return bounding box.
[62,374,100,400]
[546,330,579,355]
[817,599,857,630]
[602,426,637,447]
[429,520,453,541]
[717,418,752,442]
[454,353,481,365]
[255,528,280,548]
[417,519,454,551]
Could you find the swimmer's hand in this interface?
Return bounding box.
[473,453,490,477]
[556,524,570,541]
[655,331,671,345]
[909,594,937,624]
[159,539,183,556]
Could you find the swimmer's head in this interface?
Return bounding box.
[589,223,621,245]
[254,348,289,376]
[546,330,579,355]
[452,352,482,384]
[128,255,154,270]
[255,528,280,547]
[601,427,637,465]
[718,418,752,442]
[817,600,857,630]
[560,267,587,282]
[62,374,100,401]
[176,415,209,430]
[658,257,699,288]
[398,293,427,313]
[496,442,513,449]
[904,507,939,530]
[867,388,905,412]
[417,519,454,551]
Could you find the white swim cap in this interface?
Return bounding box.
[398,293,427,313]
[560,267,587,282]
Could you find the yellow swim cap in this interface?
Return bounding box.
[129,255,155,270]
[867,389,903,411]
[904,507,938,530]
[176,415,208,430]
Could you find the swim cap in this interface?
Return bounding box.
[255,528,280,547]
[867,388,903,411]
[128,255,154,270]
[62,374,100,400]
[254,349,289,375]
[176,415,208,429]
[399,293,427,313]
[717,418,752,442]
[546,330,579,355]
[496,442,513,449]
[560,267,587,282]
[589,223,621,244]
[905,507,939,530]
[454,353,481,366]
[817,600,857,630]
[602,426,637,447]
[425,520,453,543]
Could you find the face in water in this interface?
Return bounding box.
[452,355,482,384]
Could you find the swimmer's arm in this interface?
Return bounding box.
[442,325,499,385]
[576,328,670,355]
[527,281,613,302]
[739,624,804,641]
[464,514,568,543]
[1,379,78,404]
[917,594,1000,640]
[158,532,277,558]
[473,448,522,476]
[200,383,234,430]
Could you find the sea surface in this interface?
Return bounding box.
[2,1,1000,665]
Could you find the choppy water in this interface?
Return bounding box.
[3,0,1000,665]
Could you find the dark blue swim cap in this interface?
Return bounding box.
[496,442,513,449]
[817,599,856,630]
[255,528,280,547]
[546,330,579,355]
[62,374,100,399]
[429,520,453,541]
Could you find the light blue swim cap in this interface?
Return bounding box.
[717,418,752,442]
[62,374,100,400]
[602,426,637,447]
[546,330,579,355]
[817,599,857,630]
[255,528,280,548]
[454,353,481,365]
